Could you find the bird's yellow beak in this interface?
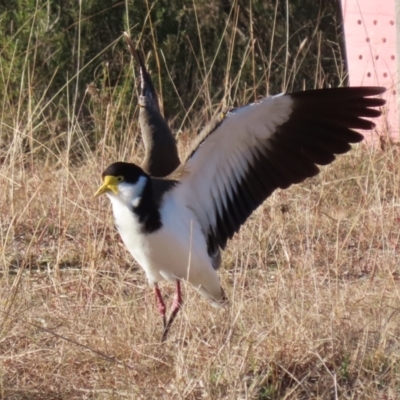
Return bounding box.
[94,175,119,197]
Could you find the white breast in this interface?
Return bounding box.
[107,191,224,303]
[108,193,153,274]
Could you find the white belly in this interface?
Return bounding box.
[108,192,223,303]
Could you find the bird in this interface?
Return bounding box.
[95,86,386,341]
[124,33,180,177]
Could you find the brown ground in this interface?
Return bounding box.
[1,134,400,399]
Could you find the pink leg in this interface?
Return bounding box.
[171,280,182,314]
[154,285,166,328]
[161,280,183,342]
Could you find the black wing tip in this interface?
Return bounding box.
[362,120,377,131]
[343,86,386,95]
[358,86,386,95]
[291,86,387,99]
[351,86,387,100]
[352,130,366,142]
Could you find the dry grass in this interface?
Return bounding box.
[1,129,400,399]
[1,5,400,397]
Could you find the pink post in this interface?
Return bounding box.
[341,0,399,143]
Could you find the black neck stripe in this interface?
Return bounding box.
[132,180,162,234]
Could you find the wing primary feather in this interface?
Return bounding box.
[286,125,356,155]
[268,135,320,179]
[247,153,278,198]
[230,148,269,206]
[290,86,385,99]
[260,144,300,188]
[213,173,238,241]
[225,155,256,218]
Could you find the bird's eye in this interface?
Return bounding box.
[117,176,123,182]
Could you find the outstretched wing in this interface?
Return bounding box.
[176,87,386,255]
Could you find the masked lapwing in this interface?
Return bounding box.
[124,33,180,177]
[95,86,385,341]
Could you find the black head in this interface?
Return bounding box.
[101,162,146,184]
